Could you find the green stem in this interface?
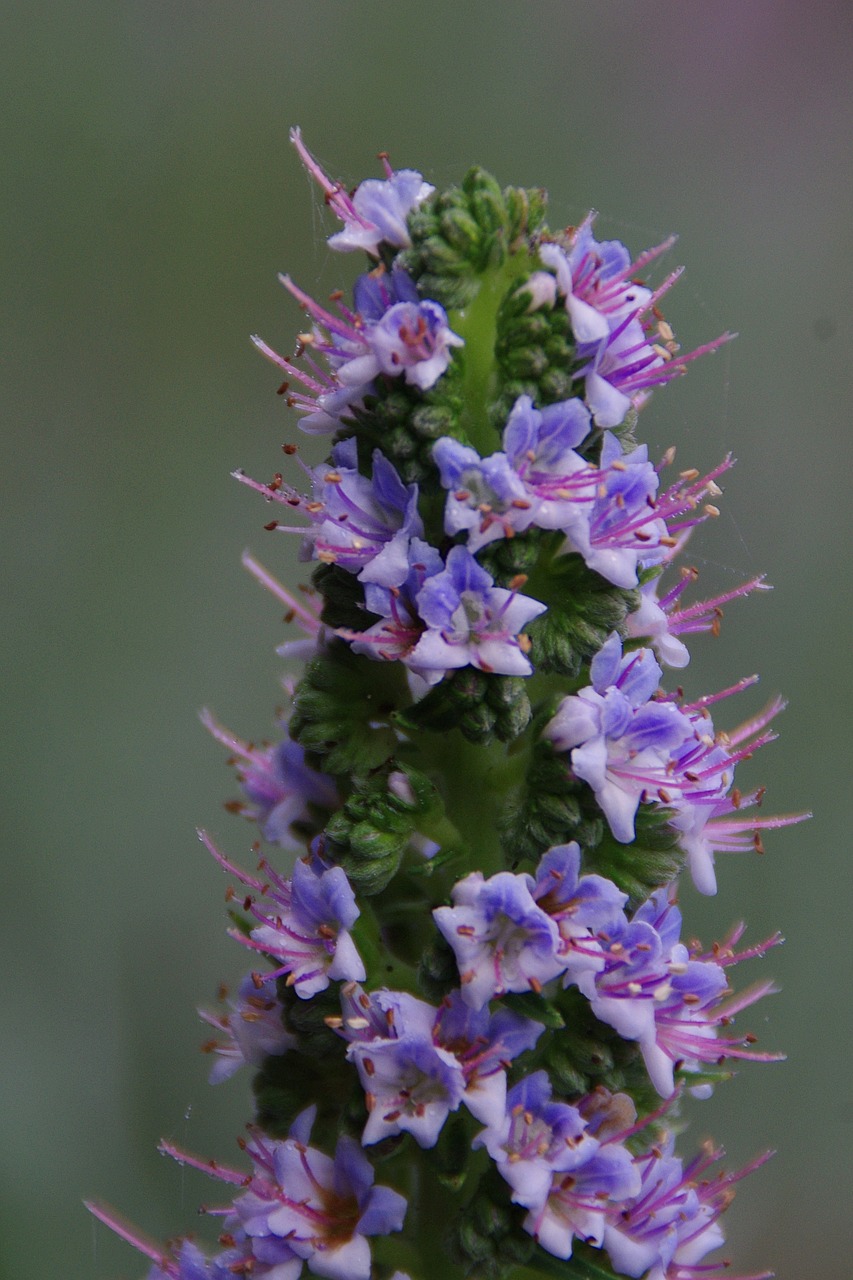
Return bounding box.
[449,252,535,455]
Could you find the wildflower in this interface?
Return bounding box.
[586,888,783,1097]
[433,868,564,1009]
[200,833,366,999]
[626,558,771,670]
[530,841,628,983]
[199,973,294,1084]
[335,985,466,1147]
[545,633,694,842]
[290,126,433,255]
[201,710,338,850]
[475,1071,606,1212]
[252,267,461,434]
[539,222,733,427]
[157,1113,407,1280]
[432,989,544,1126]
[407,544,547,680]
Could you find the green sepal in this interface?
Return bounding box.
[289,640,407,776]
[502,990,565,1030]
[347,371,463,486]
[533,987,660,1110]
[312,562,369,632]
[493,277,579,419]
[449,1163,536,1278]
[396,668,532,744]
[525,1240,622,1280]
[400,168,548,310]
[324,764,445,895]
[417,933,460,1002]
[429,1111,477,1192]
[253,982,361,1145]
[523,542,640,678]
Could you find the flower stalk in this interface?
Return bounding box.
[89,132,808,1280]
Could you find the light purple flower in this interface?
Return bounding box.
[408,545,547,681]
[602,1133,699,1279]
[201,710,338,851]
[161,1114,406,1280]
[290,127,433,255]
[199,973,295,1085]
[540,221,665,345]
[433,869,564,1009]
[545,633,695,843]
[200,834,365,1000]
[432,437,533,552]
[531,841,628,983]
[538,222,733,428]
[433,990,544,1126]
[335,985,466,1147]
[236,434,424,589]
[251,267,460,434]
[475,1071,601,1212]
[587,888,783,1097]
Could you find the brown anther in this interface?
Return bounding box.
[518,633,532,654]
[509,573,529,591]
[362,1057,375,1077]
[263,521,279,531]
[704,504,721,517]
[282,442,298,455]
[529,976,543,995]
[276,381,290,396]
[753,833,765,854]
[250,972,264,990]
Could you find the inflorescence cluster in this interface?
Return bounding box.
[89,131,807,1280]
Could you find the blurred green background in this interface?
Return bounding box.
[3,3,850,1277]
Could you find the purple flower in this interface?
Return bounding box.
[408,545,547,681]
[433,989,544,1126]
[350,1034,467,1148]
[345,536,444,671]
[433,868,564,1009]
[475,1071,602,1212]
[587,889,783,1097]
[604,1142,774,1280]
[154,1114,407,1280]
[201,711,338,851]
[540,220,666,345]
[432,395,593,550]
[432,436,534,552]
[334,985,466,1147]
[531,842,628,983]
[290,127,433,255]
[200,834,365,999]
[236,1127,406,1280]
[251,267,460,434]
[236,435,424,589]
[626,546,770,670]
[360,270,464,390]
[602,1134,700,1279]
[545,633,695,843]
[526,1140,641,1261]
[538,222,733,428]
[199,973,295,1084]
